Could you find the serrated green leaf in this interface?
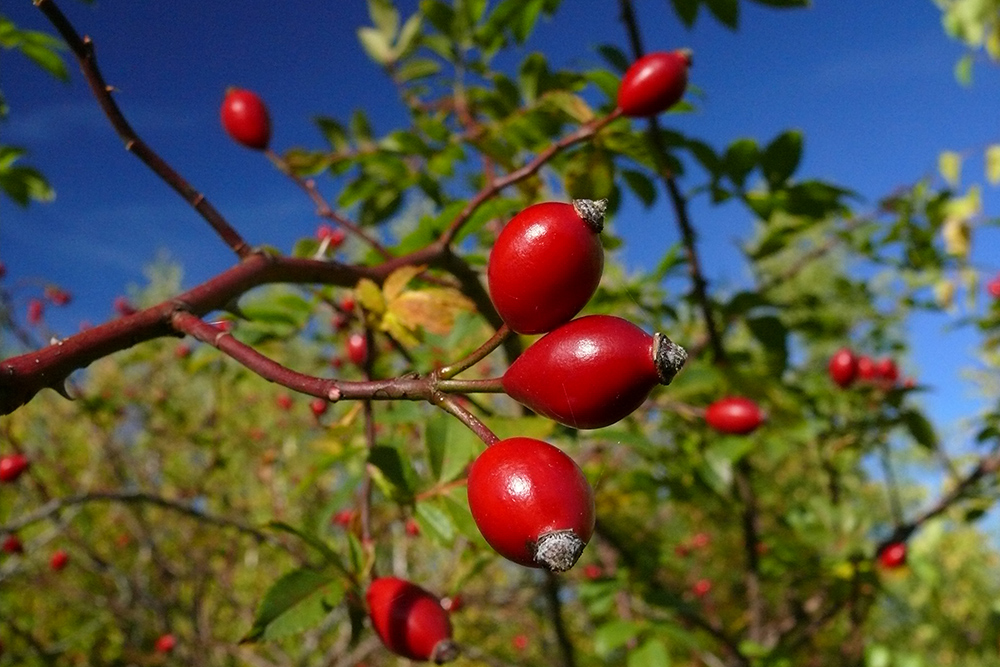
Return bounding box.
[426,413,479,483]
[369,445,418,497]
[242,569,343,643]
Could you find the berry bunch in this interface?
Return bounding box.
[466,198,687,574]
[828,347,905,389]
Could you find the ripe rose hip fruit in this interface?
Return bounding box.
[874,357,899,384]
[27,298,44,325]
[487,200,606,334]
[988,275,1000,299]
[366,577,458,663]
[220,88,272,150]
[617,50,691,118]
[467,437,595,572]
[705,397,764,435]
[310,398,328,418]
[828,347,858,388]
[878,542,907,569]
[856,355,876,381]
[0,454,29,483]
[692,578,712,598]
[2,535,24,554]
[502,315,687,429]
[155,634,177,653]
[50,549,69,571]
[346,333,369,366]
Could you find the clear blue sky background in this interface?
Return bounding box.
[2,1,999,455]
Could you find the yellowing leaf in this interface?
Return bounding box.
[942,216,971,258]
[986,144,1000,185]
[380,311,421,347]
[934,278,956,308]
[355,278,386,314]
[383,265,425,302]
[389,288,474,336]
[938,150,962,187]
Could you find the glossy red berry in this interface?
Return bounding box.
[878,542,907,569]
[2,535,24,554]
[50,549,69,571]
[467,437,595,572]
[828,347,858,388]
[346,333,368,366]
[692,578,712,598]
[874,357,899,384]
[856,355,876,381]
[366,577,458,664]
[310,398,328,418]
[502,315,687,429]
[220,88,272,150]
[705,397,764,435]
[0,454,29,483]
[617,50,691,118]
[155,634,177,653]
[27,298,43,325]
[487,200,606,334]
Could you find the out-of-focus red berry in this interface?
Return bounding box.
[692,578,712,597]
[27,299,44,325]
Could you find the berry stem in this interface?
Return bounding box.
[436,377,505,394]
[432,392,499,447]
[436,324,511,380]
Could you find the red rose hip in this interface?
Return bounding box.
[0,454,29,483]
[155,634,177,653]
[502,315,687,429]
[346,333,369,366]
[617,50,691,118]
[467,437,595,572]
[828,347,858,388]
[487,200,606,334]
[878,542,907,569]
[705,397,764,435]
[221,88,272,150]
[50,549,69,571]
[366,577,458,663]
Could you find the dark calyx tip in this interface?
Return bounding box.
[653,333,688,385]
[533,529,586,573]
[431,639,461,664]
[677,48,694,67]
[572,198,608,233]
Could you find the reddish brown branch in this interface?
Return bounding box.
[34,0,252,259]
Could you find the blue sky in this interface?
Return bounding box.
[3,1,999,450]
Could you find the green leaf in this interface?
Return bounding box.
[395,57,441,82]
[367,0,400,38]
[705,0,739,29]
[955,53,973,86]
[594,620,643,657]
[518,52,548,104]
[596,44,630,73]
[415,500,456,544]
[242,569,343,642]
[369,445,418,498]
[761,129,803,188]
[314,116,349,151]
[564,147,615,201]
[622,169,657,207]
[670,0,701,27]
[722,138,759,189]
[425,412,479,482]
[747,315,788,371]
[901,409,938,450]
[628,638,671,667]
